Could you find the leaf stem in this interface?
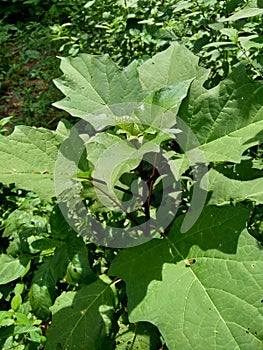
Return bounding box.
[77,175,143,199]
[80,177,141,227]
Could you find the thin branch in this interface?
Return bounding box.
[147,152,158,207]
[77,175,143,199]
[78,176,141,227]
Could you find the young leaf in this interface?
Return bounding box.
[109,205,263,350]
[45,279,116,350]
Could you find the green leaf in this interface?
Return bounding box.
[11,294,22,311]
[172,0,193,13]
[29,283,52,321]
[116,321,161,350]
[0,255,30,285]
[223,0,263,21]
[239,34,263,51]
[85,133,156,211]
[50,204,72,239]
[0,325,41,338]
[53,54,144,121]
[29,256,58,321]
[64,234,96,285]
[143,80,193,116]
[30,233,96,319]
[138,43,203,92]
[178,65,263,162]
[45,279,116,350]
[0,126,62,200]
[109,206,263,350]
[208,168,263,205]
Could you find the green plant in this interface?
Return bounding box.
[0,42,262,349]
[50,0,263,84]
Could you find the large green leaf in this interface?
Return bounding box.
[0,126,62,200]
[178,65,263,162]
[138,43,203,92]
[53,44,205,132]
[53,54,144,121]
[45,279,116,350]
[0,254,30,285]
[109,206,263,350]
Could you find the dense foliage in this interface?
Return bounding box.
[0,1,263,349]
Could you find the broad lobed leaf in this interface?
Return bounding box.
[53,54,144,120]
[109,205,263,350]
[178,65,263,162]
[208,168,263,205]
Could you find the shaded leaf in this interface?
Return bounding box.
[109,206,263,350]
[178,65,263,162]
[30,233,96,320]
[208,168,263,205]
[116,321,161,350]
[45,279,116,350]
[223,0,263,21]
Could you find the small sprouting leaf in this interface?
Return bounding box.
[11,294,22,311]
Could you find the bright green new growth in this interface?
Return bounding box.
[0,43,262,349]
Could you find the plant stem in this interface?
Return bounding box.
[80,177,141,227]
